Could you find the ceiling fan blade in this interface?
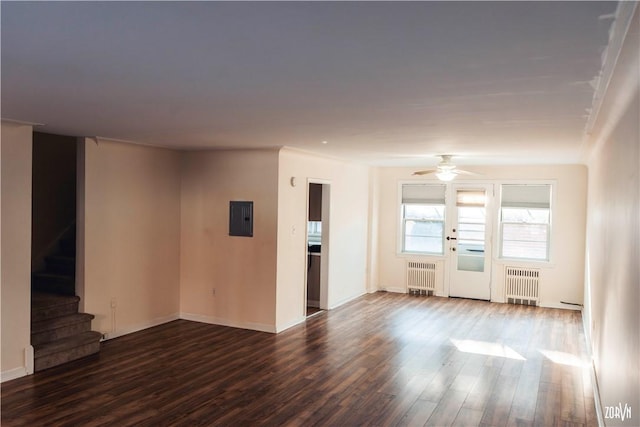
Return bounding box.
[453,169,481,176]
[412,169,437,176]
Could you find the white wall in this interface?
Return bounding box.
[276,148,371,331]
[1,121,33,381]
[180,149,279,332]
[583,5,639,425]
[374,165,587,309]
[81,138,182,338]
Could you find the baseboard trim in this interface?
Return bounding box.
[180,312,276,334]
[25,345,34,375]
[1,367,28,383]
[380,287,406,294]
[102,313,180,341]
[1,344,35,383]
[328,291,366,310]
[276,316,306,333]
[589,359,605,426]
[539,302,581,311]
[582,311,604,427]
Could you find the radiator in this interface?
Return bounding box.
[505,266,540,306]
[407,261,436,295]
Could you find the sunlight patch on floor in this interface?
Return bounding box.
[539,349,588,367]
[451,339,526,360]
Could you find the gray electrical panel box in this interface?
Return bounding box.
[229,201,253,237]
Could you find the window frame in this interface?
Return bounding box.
[402,205,446,255]
[498,183,554,263]
[398,182,447,257]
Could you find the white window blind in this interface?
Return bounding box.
[402,184,446,204]
[456,190,486,207]
[501,185,551,208]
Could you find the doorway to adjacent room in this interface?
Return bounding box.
[305,181,330,317]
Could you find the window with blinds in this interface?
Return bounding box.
[499,184,552,261]
[401,184,446,255]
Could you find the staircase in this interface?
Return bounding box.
[32,293,102,371]
[31,226,101,371]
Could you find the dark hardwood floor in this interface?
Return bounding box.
[306,306,323,317]
[1,293,596,426]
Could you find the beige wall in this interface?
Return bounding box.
[180,149,279,332]
[81,139,182,338]
[276,148,371,331]
[1,121,33,381]
[583,6,639,425]
[374,165,587,309]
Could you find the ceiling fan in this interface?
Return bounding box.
[413,155,479,181]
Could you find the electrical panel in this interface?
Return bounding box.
[229,201,253,237]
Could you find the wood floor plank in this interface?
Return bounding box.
[479,374,519,426]
[425,389,468,426]
[395,399,438,427]
[1,293,597,426]
[453,407,484,426]
[508,368,542,424]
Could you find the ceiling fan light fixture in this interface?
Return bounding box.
[413,154,479,181]
[435,170,456,181]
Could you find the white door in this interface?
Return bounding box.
[448,184,493,300]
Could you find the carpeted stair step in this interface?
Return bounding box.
[34,331,102,372]
[32,293,80,322]
[45,255,76,276]
[32,273,75,296]
[31,313,95,346]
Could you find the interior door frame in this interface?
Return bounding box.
[305,179,331,315]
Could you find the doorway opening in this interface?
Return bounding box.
[31,132,77,296]
[447,184,494,300]
[306,181,330,317]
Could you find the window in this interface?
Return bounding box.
[500,184,551,261]
[401,184,446,255]
[307,221,322,244]
[456,190,487,247]
[456,190,487,272]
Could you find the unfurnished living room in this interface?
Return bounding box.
[1,2,638,426]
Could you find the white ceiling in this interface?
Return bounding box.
[1,1,617,166]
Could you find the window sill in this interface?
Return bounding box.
[397,252,446,260]
[494,258,556,269]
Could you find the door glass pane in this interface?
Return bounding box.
[456,191,486,272]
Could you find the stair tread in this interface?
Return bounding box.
[35,341,99,372]
[31,313,95,333]
[34,331,102,358]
